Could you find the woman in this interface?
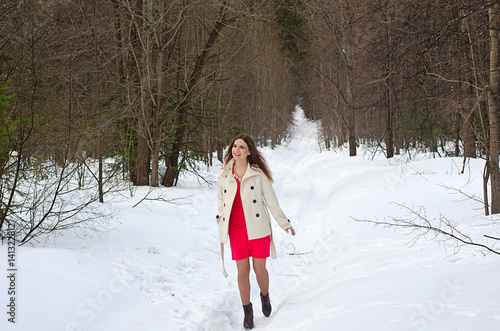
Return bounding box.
[216,134,296,330]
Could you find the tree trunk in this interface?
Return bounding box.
[385,85,394,158]
[344,2,356,157]
[488,3,500,214]
[130,0,151,186]
[150,1,165,188]
[347,67,356,156]
[458,9,477,158]
[385,3,394,158]
[134,118,151,186]
[112,0,125,84]
[454,110,461,157]
[92,0,104,202]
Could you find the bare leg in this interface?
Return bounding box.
[252,258,269,296]
[236,258,251,305]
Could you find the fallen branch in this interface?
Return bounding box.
[353,203,500,256]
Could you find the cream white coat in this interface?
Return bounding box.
[216,159,292,243]
[216,159,292,277]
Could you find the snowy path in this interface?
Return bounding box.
[1,106,499,331]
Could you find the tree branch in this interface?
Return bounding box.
[353,202,500,256]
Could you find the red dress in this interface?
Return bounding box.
[228,168,270,260]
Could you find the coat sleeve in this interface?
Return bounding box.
[260,173,292,231]
[216,170,224,225]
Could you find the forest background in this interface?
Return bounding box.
[1,0,499,244]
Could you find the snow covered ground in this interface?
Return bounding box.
[1,106,499,331]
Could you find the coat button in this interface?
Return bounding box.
[256,213,260,217]
[216,215,220,219]
[224,189,227,193]
[250,186,254,190]
[253,199,257,203]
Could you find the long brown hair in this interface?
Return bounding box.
[224,134,273,182]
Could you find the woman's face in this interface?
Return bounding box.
[232,138,251,162]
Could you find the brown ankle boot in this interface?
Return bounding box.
[243,303,254,330]
[260,292,272,317]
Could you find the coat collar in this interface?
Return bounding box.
[221,159,260,179]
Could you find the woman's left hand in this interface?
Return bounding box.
[286,227,296,236]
